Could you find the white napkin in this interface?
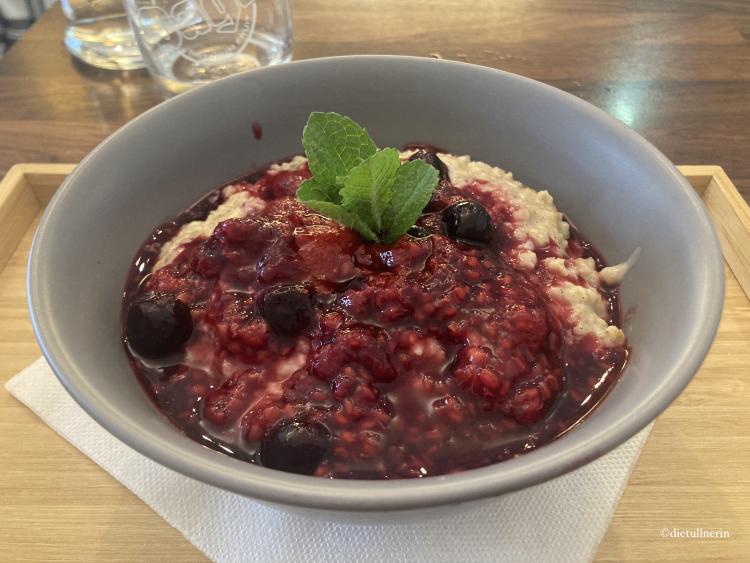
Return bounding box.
[6,358,652,563]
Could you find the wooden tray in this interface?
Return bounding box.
[1,164,748,561]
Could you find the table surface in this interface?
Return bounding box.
[1,2,749,561]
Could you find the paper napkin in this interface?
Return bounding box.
[6,358,652,563]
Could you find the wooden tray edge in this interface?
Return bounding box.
[0,164,76,272]
[680,165,750,299]
[1,163,748,299]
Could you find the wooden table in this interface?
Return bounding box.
[1,2,748,561]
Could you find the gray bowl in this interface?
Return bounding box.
[28,56,723,518]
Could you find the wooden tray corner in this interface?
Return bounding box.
[1,163,749,561]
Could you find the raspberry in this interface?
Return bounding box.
[452,346,514,401]
[313,326,396,383]
[203,369,262,427]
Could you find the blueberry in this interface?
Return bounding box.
[408,149,450,183]
[407,225,431,238]
[126,293,193,358]
[441,201,493,243]
[260,419,330,475]
[260,285,314,335]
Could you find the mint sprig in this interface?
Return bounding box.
[297,112,438,243]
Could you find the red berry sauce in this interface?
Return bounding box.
[122,156,627,478]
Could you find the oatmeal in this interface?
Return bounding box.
[122,148,628,478]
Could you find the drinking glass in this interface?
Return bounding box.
[61,0,145,70]
[123,0,293,96]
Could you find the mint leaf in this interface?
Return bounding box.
[340,148,400,234]
[302,200,378,242]
[296,112,440,244]
[382,160,439,242]
[297,178,339,204]
[302,112,377,189]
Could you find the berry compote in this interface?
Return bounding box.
[122,153,627,478]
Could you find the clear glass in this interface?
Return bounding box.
[123,0,293,96]
[61,0,145,70]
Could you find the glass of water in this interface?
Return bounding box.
[123,0,293,96]
[61,0,145,69]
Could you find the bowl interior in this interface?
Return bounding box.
[28,56,723,512]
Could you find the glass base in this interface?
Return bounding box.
[64,17,145,71]
[141,27,292,96]
[153,53,293,97]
